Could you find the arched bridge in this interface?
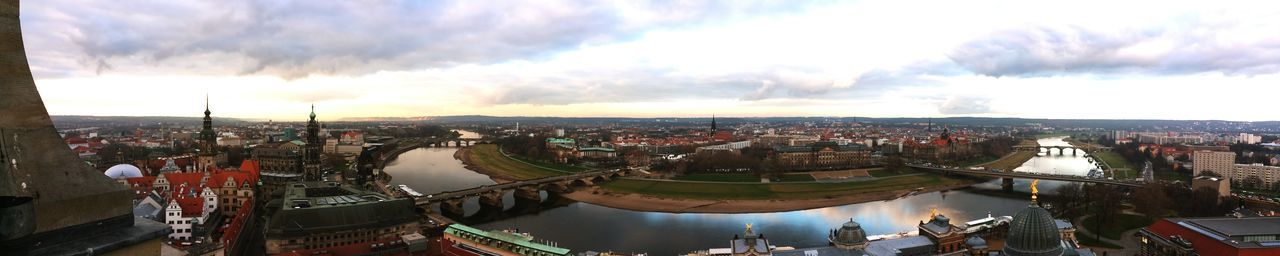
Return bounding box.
[418,137,491,147]
[908,164,1141,188]
[410,169,629,216]
[1014,145,1084,155]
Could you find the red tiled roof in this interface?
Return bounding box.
[164,172,204,189]
[171,196,205,217]
[1144,219,1280,256]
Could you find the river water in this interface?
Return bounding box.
[382,136,1097,255]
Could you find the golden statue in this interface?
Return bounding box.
[930,208,939,219]
[1031,179,1040,202]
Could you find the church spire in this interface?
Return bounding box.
[711,114,717,133]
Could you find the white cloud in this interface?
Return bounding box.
[21,0,1280,120]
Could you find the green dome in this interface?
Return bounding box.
[1003,204,1064,256]
[830,219,868,247]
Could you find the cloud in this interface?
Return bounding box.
[23,0,820,79]
[949,18,1280,77]
[938,96,992,115]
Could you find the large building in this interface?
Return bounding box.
[1193,150,1280,190]
[253,141,304,196]
[441,224,571,256]
[1137,217,1280,256]
[264,181,424,255]
[1194,150,1236,177]
[773,142,872,171]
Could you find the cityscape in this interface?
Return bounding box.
[4,1,1280,256]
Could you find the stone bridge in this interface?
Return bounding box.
[411,169,629,216]
[417,137,491,147]
[908,164,1142,188]
[1013,145,1084,155]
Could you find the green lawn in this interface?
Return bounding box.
[509,154,592,172]
[1111,168,1137,180]
[1081,214,1153,240]
[672,173,761,183]
[869,168,922,178]
[1075,231,1123,249]
[777,174,817,182]
[1092,151,1133,170]
[468,144,569,180]
[602,173,967,200]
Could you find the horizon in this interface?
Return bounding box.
[22,0,1280,121]
[49,113,1280,123]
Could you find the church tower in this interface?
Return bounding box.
[303,104,323,181]
[196,96,218,172]
[710,115,718,134]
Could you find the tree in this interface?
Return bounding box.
[1084,184,1123,241]
[1132,183,1171,218]
[885,155,905,172]
[1243,176,1265,189]
[1049,184,1086,220]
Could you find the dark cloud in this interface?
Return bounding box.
[23,0,821,79]
[948,24,1280,77]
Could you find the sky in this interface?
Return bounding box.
[19,0,1280,121]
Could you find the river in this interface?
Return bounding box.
[381,136,1098,255]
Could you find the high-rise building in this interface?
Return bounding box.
[1194,150,1236,178]
[303,105,323,182]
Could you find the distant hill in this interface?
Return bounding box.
[51,115,248,128]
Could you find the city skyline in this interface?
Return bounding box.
[21,0,1280,121]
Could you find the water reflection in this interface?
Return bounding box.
[383,136,1095,255]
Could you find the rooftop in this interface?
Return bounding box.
[265,182,418,237]
[444,224,571,255]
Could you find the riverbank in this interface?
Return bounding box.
[458,144,989,213]
[560,180,978,213]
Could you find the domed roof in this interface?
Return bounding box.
[965,236,988,248]
[104,164,143,179]
[831,219,868,247]
[1003,204,1064,256]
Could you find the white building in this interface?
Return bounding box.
[1193,150,1236,177]
[1194,150,1280,189]
[164,187,218,241]
[1231,164,1280,189]
[1239,133,1263,144]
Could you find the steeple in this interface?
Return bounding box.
[303,104,322,181]
[711,115,717,133]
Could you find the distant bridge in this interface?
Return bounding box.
[1014,145,1084,155]
[410,169,630,216]
[908,164,1142,188]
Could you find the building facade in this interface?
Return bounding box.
[773,142,871,171]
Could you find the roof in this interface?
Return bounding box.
[266,182,418,238]
[1146,217,1280,250]
[864,236,934,256]
[1188,217,1280,237]
[773,246,865,256]
[444,224,571,255]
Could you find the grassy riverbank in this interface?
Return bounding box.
[464,144,570,180]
